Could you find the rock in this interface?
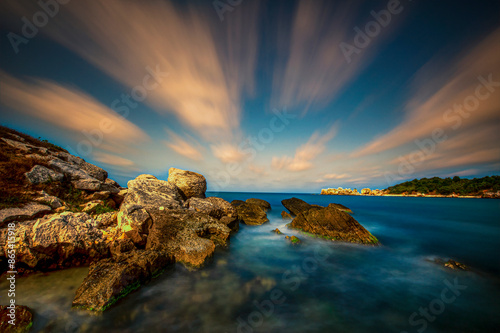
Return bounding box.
[71,178,102,191]
[73,250,173,311]
[361,188,372,195]
[273,228,283,234]
[86,191,111,201]
[233,202,269,225]
[104,178,121,188]
[111,189,128,206]
[0,305,33,332]
[327,203,353,213]
[95,212,118,229]
[281,197,321,216]
[117,205,152,246]
[48,158,91,181]
[25,165,64,184]
[206,197,237,218]
[125,174,183,209]
[146,209,231,268]
[246,198,271,211]
[34,191,63,209]
[81,201,104,214]
[433,258,469,271]
[187,197,217,216]
[281,211,293,220]
[0,203,52,226]
[286,235,300,244]
[167,167,206,199]
[230,200,246,207]
[79,161,108,182]
[220,215,239,232]
[8,212,109,270]
[109,238,136,256]
[289,206,379,245]
[2,137,44,153]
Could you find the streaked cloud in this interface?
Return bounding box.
[0,71,149,155]
[211,143,247,164]
[272,123,338,172]
[93,152,136,168]
[353,28,500,157]
[164,130,204,162]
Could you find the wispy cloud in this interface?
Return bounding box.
[272,123,338,172]
[6,0,260,145]
[271,0,399,114]
[211,143,246,164]
[0,71,149,157]
[164,130,204,162]
[353,28,500,157]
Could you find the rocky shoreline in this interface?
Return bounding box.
[320,187,500,198]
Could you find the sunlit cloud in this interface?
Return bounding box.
[0,71,149,157]
[211,143,247,164]
[164,130,204,162]
[272,123,338,172]
[93,152,136,168]
[271,0,400,114]
[324,173,350,180]
[5,0,260,144]
[353,28,500,157]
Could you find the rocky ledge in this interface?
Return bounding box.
[282,197,379,245]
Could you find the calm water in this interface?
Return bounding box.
[1,193,500,333]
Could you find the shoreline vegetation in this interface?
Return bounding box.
[321,176,500,199]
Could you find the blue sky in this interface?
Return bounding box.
[0,0,499,192]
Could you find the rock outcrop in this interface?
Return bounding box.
[281,211,293,220]
[73,250,173,311]
[0,305,33,332]
[246,198,271,211]
[321,187,386,196]
[327,203,353,213]
[281,197,322,216]
[5,212,110,270]
[187,196,239,232]
[167,167,206,199]
[288,205,379,245]
[232,201,269,225]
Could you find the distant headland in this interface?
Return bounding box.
[321,176,500,199]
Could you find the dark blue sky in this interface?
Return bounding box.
[1,0,499,191]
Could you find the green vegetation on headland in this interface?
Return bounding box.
[387,176,500,196]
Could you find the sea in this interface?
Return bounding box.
[1,193,499,333]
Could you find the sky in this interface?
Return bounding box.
[0,0,499,192]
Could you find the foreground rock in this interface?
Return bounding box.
[4,212,109,270]
[167,167,206,199]
[288,206,379,245]
[246,198,271,211]
[0,203,52,226]
[232,202,269,225]
[281,197,322,216]
[328,203,352,213]
[187,197,239,232]
[281,211,293,220]
[73,250,173,311]
[146,209,231,267]
[0,305,33,332]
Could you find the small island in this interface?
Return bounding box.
[321,176,500,199]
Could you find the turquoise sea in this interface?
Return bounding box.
[1,193,500,332]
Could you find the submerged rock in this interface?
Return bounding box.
[289,206,379,245]
[167,167,207,199]
[232,202,269,225]
[0,305,33,332]
[286,235,301,244]
[432,258,470,271]
[246,198,271,211]
[73,250,174,311]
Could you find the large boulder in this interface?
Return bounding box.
[288,206,379,245]
[73,250,173,311]
[0,203,52,226]
[6,212,109,270]
[328,203,353,213]
[146,209,231,268]
[281,197,321,216]
[0,305,33,332]
[187,197,239,232]
[25,164,64,184]
[246,198,271,211]
[233,202,269,226]
[167,168,206,199]
[117,174,183,245]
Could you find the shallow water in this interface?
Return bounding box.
[1,193,499,332]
